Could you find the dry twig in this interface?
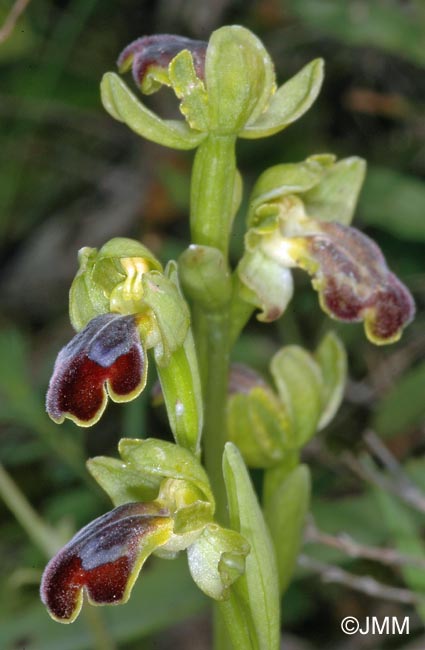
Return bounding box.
[0,0,32,44]
[343,431,425,514]
[304,516,425,570]
[298,554,423,605]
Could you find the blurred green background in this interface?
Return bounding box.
[0,1,424,648]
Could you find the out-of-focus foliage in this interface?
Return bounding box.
[0,1,424,648]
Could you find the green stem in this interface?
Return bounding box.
[201,310,230,524]
[190,133,237,647]
[190,134,237,257]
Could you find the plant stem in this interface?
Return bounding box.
[190,133,237,258]
[190,133,237,648]
[201,310,230,524]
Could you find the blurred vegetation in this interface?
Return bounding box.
[0,1,424,648]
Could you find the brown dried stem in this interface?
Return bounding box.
[305,516,425,570]
[298,554,423,605]
[0,0,32,44]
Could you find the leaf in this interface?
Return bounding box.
[222,443,280,650]
[240,59,324,139]
[264,465,311,594]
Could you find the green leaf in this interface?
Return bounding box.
[101,72,206,150]
[222,443,280,650]
[303,157,366,225]
[270,346,323,447]
[206,26,275,134]
[264,465,311,594]
[372,361,425,438]
[187,523,250,600]
[314,331,347,429]
[359,166,425,241]
[240,59,324,139]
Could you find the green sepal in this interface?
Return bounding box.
[69,238,162,330]
[101,72,206,150]
[240,58,324,139]
[141,268,190,366]
[178,245,232,311]
[248,155,366,228]
[187,523,250,600]
[237,247,294,322]
[314,331,347,429]
[154,261,203,454]
[93,237,162,296]
[169,50,209,131]
[86,455,159,506]
[248,154,336,225]
[118,438,214,508]
[263,464,311,595]
[205,26,275,135]
[270,346,323,447]
[227,386,293,468]
[302,156,366,225]
[69,247,110,331]
[222,443,280,650]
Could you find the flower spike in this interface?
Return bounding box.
[46,313,147,426]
